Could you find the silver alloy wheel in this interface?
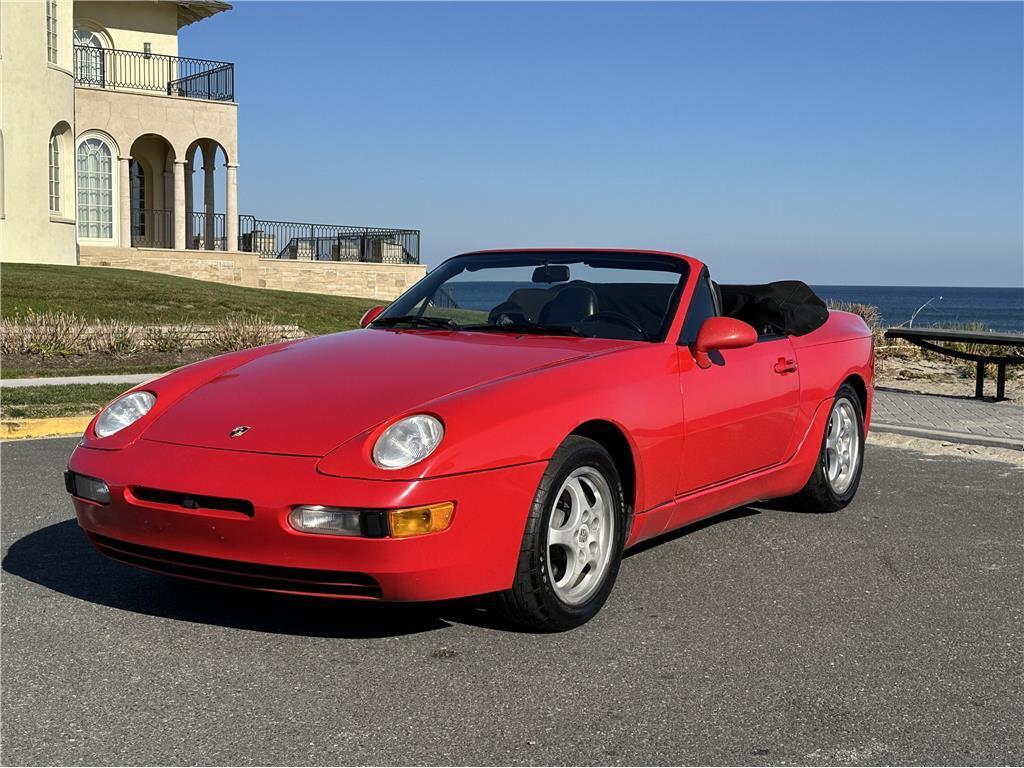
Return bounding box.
[546,466,615,606]
[825,397,860,495]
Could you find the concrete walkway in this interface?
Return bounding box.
[872,388,1023,450]
[0,373,158,388]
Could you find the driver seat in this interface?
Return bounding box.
[539,285,598,326]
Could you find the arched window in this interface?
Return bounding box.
[48,130,62,213]
[73,29,105,86]
[77,136,114,240]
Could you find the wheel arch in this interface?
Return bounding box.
[841,373,869,423]
[569,419,639,516]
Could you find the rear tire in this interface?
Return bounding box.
[497,436,626,631]
[794,383,865,513]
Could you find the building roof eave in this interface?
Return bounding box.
[176,1,232,29]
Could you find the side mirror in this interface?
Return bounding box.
[359,306,386,328]
[693,317,757,369]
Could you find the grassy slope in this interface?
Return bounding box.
[1,383,131,420]
[0,263,378,335]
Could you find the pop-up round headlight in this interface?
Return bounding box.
[372,414,444,469]
[95,391,156,437]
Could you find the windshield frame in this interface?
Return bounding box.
[371,250,692,343]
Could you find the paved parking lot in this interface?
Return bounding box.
[1,437,1021,766]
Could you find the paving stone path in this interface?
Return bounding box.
[872,388,1023,450]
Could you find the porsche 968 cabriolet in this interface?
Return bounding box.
[66,249,873,631]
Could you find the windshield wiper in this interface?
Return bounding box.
[462,321,583,337]
[372,315,461,331]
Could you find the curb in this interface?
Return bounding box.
[871,421,1023,452]
[1,416,90,440]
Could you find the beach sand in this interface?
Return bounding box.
[868,431,1023,466]
[875,353,1022,401]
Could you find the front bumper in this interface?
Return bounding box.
[68,438,545,602]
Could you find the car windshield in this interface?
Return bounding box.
[372,251,690,342]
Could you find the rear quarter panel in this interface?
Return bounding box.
[790,310,874,442]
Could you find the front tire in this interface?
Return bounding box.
[497,436,626,631]
[794,383,865,512]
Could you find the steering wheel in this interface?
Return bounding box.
[580,312,650,341]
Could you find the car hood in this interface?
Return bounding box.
[142,329,628,456]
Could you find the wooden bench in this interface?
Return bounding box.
[884,327,1024,401]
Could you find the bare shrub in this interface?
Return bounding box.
[87,318,142,357]
[0,311,90,357]
[0,318,22,356]
[207,315,282,351]
[145,324,198,353]
[1,313,302,359]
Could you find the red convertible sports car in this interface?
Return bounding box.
[66,249,873,630]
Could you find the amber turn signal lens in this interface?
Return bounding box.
[389,502,455,538]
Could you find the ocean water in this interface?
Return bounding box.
[813,285,1024,333]
[445,281,1024,333]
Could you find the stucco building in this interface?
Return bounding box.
[0,0,425,299]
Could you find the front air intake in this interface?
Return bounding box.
[88,533,383,598]
[130,486,255,517]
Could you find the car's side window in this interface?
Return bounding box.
[679,270,718,345]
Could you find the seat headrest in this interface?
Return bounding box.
[540,285,599,326]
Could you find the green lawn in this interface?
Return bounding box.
[0,263,379,335]
[1,383,131,420]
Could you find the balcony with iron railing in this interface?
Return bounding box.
[238,217,421,264]
[73,44,234,101]
[129,209,421,264]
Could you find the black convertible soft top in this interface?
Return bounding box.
[719,281,829,337]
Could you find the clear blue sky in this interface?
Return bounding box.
[183,2,1023,286]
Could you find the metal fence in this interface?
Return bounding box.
[73,45,234,101]
[189,212,227,251]
[237,216,420,264]
[130,208,173,248]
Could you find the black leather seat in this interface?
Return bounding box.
[487,287,553,324]
[539,285,599,326]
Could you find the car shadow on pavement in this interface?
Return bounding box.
[5,506,781,638]
[622,505,762,559]
[2,519,489,639]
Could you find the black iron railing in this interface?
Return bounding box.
[131,208,173,248]
[237,216,420,264]
[189,212,227,251]
[73,45,234,102]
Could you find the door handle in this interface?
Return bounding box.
[773,357,798,374]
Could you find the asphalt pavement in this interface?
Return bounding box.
[1,437,1021,766]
